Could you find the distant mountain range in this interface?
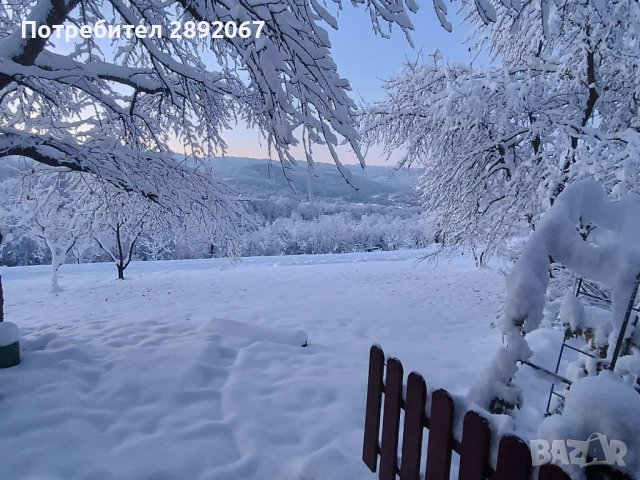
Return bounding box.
[208,157,421,205]
[0,155,422,206]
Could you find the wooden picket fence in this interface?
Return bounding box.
[362,345,571,480]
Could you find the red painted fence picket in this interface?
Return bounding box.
[362,344,385,472]
[399,372,427,480]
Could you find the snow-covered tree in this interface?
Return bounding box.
[0,166,96,291]
[90,182,162,280]
[138,231,175,262]
[361,0,640,259]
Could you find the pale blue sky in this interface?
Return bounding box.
[329,2,477,102]
[220,2,482,166]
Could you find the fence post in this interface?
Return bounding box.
[424,389,455,480]
[538,464,572,480]
[458,411,491,480]
[363,345,386,472]
[399,372,427,480]
[495,435,532,480]
[379,357,404,480]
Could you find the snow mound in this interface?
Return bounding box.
[204,318,308,347]
[539,372,640,475]
[0,322,20,347]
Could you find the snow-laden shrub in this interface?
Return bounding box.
[469,180,640,466]
[539,373,640,477]
[240,210,433,257]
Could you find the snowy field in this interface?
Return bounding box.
[0,250,506,480]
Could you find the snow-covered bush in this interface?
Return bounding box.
[240,209,433,257]
[539,372,640,477]
[470,180,640,475]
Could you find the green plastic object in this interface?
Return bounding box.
[0,341,20,369]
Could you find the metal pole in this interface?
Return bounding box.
[546,341,567,414]
[610,273,640,370]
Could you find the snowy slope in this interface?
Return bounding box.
[0,250,504,480]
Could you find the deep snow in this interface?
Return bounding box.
[0,250,505,479]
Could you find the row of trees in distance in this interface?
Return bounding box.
[0,161,434,289]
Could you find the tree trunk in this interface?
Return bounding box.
[117,264,125,280]
[307,162,314,203]
[51,253,62,292]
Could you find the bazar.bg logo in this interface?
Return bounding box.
[530,433,627,467]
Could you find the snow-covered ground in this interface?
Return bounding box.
[0,250,506,480]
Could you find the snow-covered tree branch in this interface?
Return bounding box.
[0,0,424,195]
